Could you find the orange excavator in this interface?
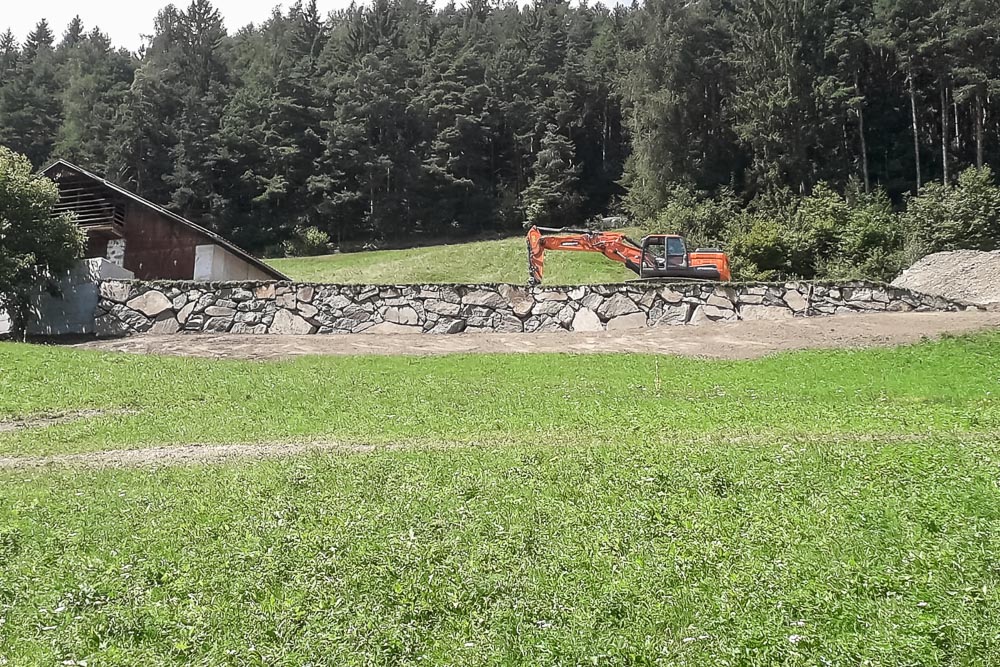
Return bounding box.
[526,225,731,285]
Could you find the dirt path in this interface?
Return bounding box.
[74,311,1000,360]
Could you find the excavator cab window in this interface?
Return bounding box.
[640,236,687,276]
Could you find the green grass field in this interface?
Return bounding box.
[2,336,1000,664]
[268,235,635,284]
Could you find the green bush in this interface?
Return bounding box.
[283,226,331,257]
[646,187,741,247]
[905,167,1000,255]
[647,183,912,282]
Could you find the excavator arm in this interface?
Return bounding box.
[527,226,649,285]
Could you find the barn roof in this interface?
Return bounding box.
[41,159,290,281]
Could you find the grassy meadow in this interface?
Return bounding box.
[1,335,1000,664]
[268,234,635,284]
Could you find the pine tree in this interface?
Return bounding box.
[522,126,583,227]
[0,20,63,166]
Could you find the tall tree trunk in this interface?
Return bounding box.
[855,75,870,194]
[908,68,922,190]
[975,91,985,168]
[940,78,950,184]
[953,98,960,150]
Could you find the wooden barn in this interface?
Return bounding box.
[41,160,288,282]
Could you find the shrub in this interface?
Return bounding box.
[283,226,331,257]
[905,167,1000,255]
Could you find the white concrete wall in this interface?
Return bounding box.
[194,244,273,281]
[0,309,9,336]
[26,259,134,336]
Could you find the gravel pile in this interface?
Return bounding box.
[892,250,1000,307]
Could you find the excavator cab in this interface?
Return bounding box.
[640,235,688,276]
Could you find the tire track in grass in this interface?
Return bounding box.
[1,430,998,470]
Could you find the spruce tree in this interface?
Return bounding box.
[522,126,583,228]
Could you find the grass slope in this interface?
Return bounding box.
[2,337,1000,664]
[268,235,635,284]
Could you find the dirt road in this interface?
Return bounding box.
[74,311,1000,360]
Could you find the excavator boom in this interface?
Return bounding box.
[526,225,730,285]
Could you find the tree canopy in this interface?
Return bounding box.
[0,146,84,337]
[1,0,999,257]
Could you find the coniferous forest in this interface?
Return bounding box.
[3,0,1000,277]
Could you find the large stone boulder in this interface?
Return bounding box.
[271,309,314,335]
[571,307,603,332]
[606,311,647,330]
[597,293,639,320]
[126,290,172,317]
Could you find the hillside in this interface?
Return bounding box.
[269,235,635,285]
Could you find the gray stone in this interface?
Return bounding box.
[887,300,914,312]
[204,306,236,317]
[321,294,353,310]
[368,322,422,334]
[536,290,568,302]
[496,313,524,333]
[231,288,254,302]
[94,313,131,337]
[532,299,566,316]
[99,281,131,303]
[701,304,738,321]
[357,286,379,302]
[535,319,565,332]
[499,284,533,317]
[181,314,204,329]
[430,318,466,334]
[637,290,658,308]
[597,293,639,319]
[581,293,605,312]
[556,305,576,327]
[567,287,586,301]
[385,306,419,325]
[650,304,689,326]
[231,323,267,334]
[276,291,296,309]
[464,290,506,308]
[254,284,276,299]
[571,307,603,332]
[127,290,172,317]
[297,303,319,319]
[705,293,733,309]
[297,286,315,303]
[739,304,794,321]
[149,314,180,334]
[171,294,188,310]
[235,311,262,324]
[204,316,232,332]
[271,309,314,334]
[606,311,648,331]
[420,286,461,303]
[424,299,462,316]
[783,290,808,312]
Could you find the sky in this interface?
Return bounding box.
[4,0,350,52]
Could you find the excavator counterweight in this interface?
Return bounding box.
[526,225,731,285]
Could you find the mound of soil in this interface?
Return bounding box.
[892,250,1000,307]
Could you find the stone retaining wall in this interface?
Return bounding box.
[93,280,976,337]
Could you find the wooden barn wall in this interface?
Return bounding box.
[120,205,202,280]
